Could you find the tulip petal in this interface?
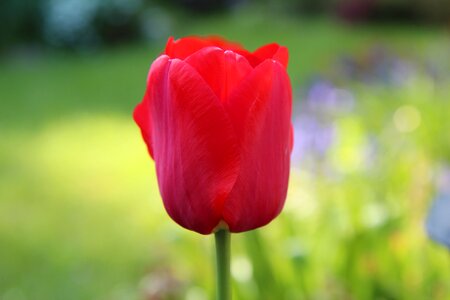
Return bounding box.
[185,47,253,102]
[133,57,171,158]
[253,43,289,68]
[222,60,292,232]
[134,100,153,157]
[165,36,289,68]
[165,36,252,60]
[137,55,241,234]
[290,123,294,153]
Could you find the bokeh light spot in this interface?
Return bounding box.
[231,256,253,283]
[393,105,421,133]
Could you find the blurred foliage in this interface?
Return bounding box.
[43,0,144,48]
[0,0,44,48]
[1,7,450,300]
[0,0,155,51]
[261,0,450,23]
[0,0,449,51]
[158,0,238,13]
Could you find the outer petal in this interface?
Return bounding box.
[133,57,171,158]
[185,47,253,102]
[134,101,153,157]
[290,123,294,153]
[222,60,292,232]
[135,55,240,234]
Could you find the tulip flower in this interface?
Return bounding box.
[134,36,292,300]
[134,36,292,233]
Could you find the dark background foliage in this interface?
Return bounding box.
[1,0,448,51]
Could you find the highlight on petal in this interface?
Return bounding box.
[289,123,294,153]
[139,57,241,234]
[133,55,172,158]
[203,36,247,53]
[185,47,253,102]
[222,60,292,232]
[253,43,289,68]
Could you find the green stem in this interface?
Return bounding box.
[215,229,231,300]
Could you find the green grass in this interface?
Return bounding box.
[0,9,449,300]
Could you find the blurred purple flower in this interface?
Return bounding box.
[304,80,355,114]
[292,79,355,169]
[426,194,450,249]
[426,166,450,249]
[435,166,450,195]
[292,115,336,165]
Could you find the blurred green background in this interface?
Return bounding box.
[1,0,449,299]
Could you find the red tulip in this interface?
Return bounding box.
[134,36,293,234]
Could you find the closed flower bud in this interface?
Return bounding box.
[134,36,293,234]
